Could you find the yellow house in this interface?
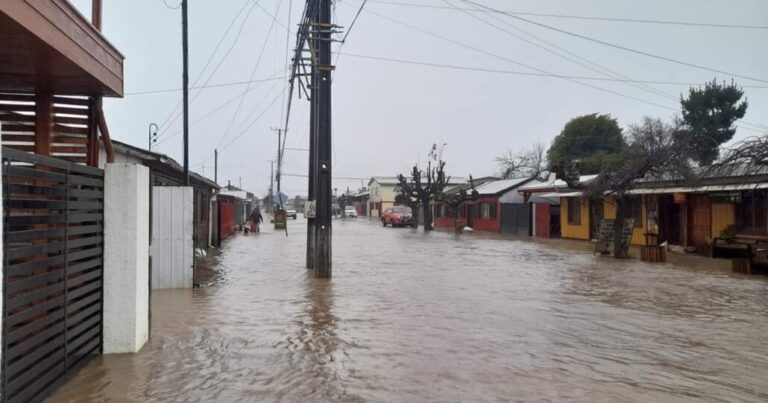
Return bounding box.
[603,196,647,246]
[559,188,761,252]
[368,176,468,219]
[560,194,591,240]
[368,177,400,218]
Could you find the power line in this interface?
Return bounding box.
[339,55,767,134]
[448,0,674,102]
[217,0,283,149]
[158,0,258,134]
[358,6,676,111]
[124,76,284,96]
[250,0,292,32]
[340,0,368,44]
[161,0,181,10]
[282,173,370,180]
[153,70,283,148]
[278,0,294,167]
[192,84,289,168]
[339,52,768,88]
[354,0,768,30]
[353,6,768,133]
[463,0,768,84]
[221,86,286,151]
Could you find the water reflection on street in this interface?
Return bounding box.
[49,218,768,402]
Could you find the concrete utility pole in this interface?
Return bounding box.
[181,0,190,185]
[312,0,333,278]
[272,127,285,209]
[148,123,158,151]
[269,160,275,213]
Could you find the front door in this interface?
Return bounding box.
[658,195,682,245]
[687,194,711,251]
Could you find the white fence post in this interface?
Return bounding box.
[103,163,150,353]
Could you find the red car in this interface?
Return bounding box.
[381,206,414,227]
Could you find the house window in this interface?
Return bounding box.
[627,196,643,228]
[567,197,581,225]
[736,191,767,234]
[434,204,444,218]
[480,201,496,219]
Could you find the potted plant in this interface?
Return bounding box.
[719,224,736,243]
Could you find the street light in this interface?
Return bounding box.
[148,123,159,151]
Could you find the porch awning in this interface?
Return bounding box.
[626,183,768,195]
[0,0,124,96]
[538,191,583,198]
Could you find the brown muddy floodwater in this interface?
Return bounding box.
[50,219,768,402]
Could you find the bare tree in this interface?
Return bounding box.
[395,173,421,228]
[396,144,451,231]
[707,135,768,178]
[585,117,694,257]
[496,142,549,180]
[434,176,479,232]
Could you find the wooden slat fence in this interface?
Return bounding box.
[2,146,104,403]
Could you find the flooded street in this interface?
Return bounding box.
[50,218,768,402]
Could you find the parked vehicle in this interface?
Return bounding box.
[286,208,298,219]
[344,206,358,218]
[382,206,413,227]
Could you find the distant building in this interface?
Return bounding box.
[99,140,219,250]
[368,176,466,218]
[433,177,534,233]
[368,177,400,218]
[220,183,256,229]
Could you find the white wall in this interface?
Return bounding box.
[98,145,142,169]
[151,186,194,289]
[103,163,150,353]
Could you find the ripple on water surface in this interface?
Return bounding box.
[49,219,768,402]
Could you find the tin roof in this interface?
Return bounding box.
[474,177,533,195]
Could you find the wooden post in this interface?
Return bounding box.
[91,0,102,31]
[34,93,53,156]
[88,97,100,166]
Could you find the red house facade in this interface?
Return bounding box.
[434,178,533,233]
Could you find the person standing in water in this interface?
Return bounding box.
[250,207,263,233]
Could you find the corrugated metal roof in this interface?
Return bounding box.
[369,176,468,186]
[517,174,597,192]
[626,183,768,194]
[474,177,532,195]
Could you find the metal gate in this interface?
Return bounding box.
[150,186,193,289]
[500,203,530,235]
[2,147,104,402]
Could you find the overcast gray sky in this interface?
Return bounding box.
[71,0,768,197]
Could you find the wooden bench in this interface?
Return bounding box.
[712,236,768,274]
[711,236,768,259]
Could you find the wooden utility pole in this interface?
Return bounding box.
[306,2,319,270]
[312,0,333,278]
[182,0,190,185]
[214,149,218,185]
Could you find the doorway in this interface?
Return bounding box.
[658,195,683,245]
